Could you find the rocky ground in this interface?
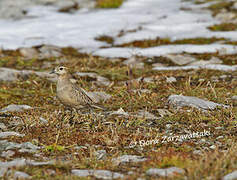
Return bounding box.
[0,0,237,179]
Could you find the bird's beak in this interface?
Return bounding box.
[49,69,55,74]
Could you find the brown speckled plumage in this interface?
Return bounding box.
[51,66,102,110]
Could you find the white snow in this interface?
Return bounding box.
[0,0,237,58]
[93,44,237,58]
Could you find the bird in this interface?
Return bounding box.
[50,66,104,113]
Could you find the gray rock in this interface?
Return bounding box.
[0,132,25,138]
[152,63,167,68]
[193,150,202,155]
[153,64,237,72]
[216,136,224,140]
[222,171,237,180]
[0,104,32,113]
[0,68,32,82]
[26,160,54,166]
[136,77,153,83]
[0,140,21,151]
[39,117,48,124]
[1,150,15,158]
[76,0,96,9]
[20,142,40,151]
[188,57,222,66]
[163,54,196,65]
[0,158,26,168]
[56,1,78,12]
[14,171,30,179]
[94,150,107,160]
[72,169,91,177]
[167,95,228,110]
[93,170,124,179]
[110,108,129,117]
[19,47,38,59]
[38,45,62,59]
[209,145,216,150]
[157,109,173,117]
[112,155,147,165]
[166,124,172,129]
[74,72,110,86]
[133,110,158,120]
[231,96,237,101]
[146,167,184,177]
[166,77,177,83]
[0,123,7,130]
[72,169,124,179]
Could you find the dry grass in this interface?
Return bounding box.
[0,47,236,179]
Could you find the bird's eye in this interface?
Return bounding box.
[59,67,63,71]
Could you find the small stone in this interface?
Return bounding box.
[163,54,196,65]
[216,136,224,140]
[209,145,216,150]
[193,150,202,155]
[74,146,88,150]
[110,108,129,117]
[157,109,173,117]
[0,123,7,130]
[38,45,62,59]
[133,110,158,120]
[19,47,38,59]
[0,158,26,168]
[231,96,237,101]
[0,132,25,138]
[112,155,147,165]
[0,68,32,82]
[167,95,228,110]
[72,169,124,179]
[1,150,15,158]
[166,124,172,129]
[26,160,54,166]
[146,167,184,177]
[199,139,206,144]
[215,127,223,130]
[0,104,32,113]
[39,117,48,124]
[56,1,78,12]
[152,63,167,68]
[189,57,222,66]
[14,171,30,179]
[166,77,177,83]
[94,150,107,160]
[93,170,124,179]
[222,171,237,180]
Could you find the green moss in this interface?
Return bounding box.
[116,37,226,48]
[96,0,123,8]
[208,23,237,31]
[95,35,114,45]
[207,1,234,16]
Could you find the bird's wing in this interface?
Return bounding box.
[71,83,95,105]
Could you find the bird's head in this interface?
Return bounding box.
[50,66,69,76]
